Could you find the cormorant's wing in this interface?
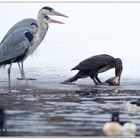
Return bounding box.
[72,54,115,71]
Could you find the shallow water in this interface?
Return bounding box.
[0,68,140,137]
[0,43,140,136]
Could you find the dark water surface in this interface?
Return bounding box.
[0,69,140,137]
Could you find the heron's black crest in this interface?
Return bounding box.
[24,31,33,42]
[31,22,38,28]
[42,6,53,12]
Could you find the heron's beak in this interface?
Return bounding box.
[53,11,69,18]
[49,18,64,24]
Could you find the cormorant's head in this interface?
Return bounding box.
[40,6,68,17]
[111,112,120,122]
[113,58,123,85]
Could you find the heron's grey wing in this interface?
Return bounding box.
[72,54,115,70]
[1,18,37,44]
[0,29,32,64]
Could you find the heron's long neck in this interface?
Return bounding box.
[27,13,49,55]
[36,13,49,45]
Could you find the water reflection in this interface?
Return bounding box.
[77,89,100,98]
[77,86,121,98]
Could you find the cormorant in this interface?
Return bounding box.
[63,54,123,85]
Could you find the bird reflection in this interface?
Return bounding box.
[113,87,120,95]
[77,89,100,98]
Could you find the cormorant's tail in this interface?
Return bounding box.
[62,75,78,84]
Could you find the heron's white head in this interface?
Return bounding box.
[39,6,68,18]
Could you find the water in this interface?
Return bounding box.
[0,41,140,137]
[0,42,140,136]
[0,67,140,136]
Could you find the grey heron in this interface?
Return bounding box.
[1,6,68,80]
[0,16,64,92]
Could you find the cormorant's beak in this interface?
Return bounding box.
[53,11,69,18]
[49,18,65,24]
[113,76,120,86]
[113,69,123,86]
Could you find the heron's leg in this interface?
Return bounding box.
[7,64,12,93]
[17,62,36,81]
[21,62,26,80]
[95,74,102,83]
[21,62,37,80]
[17,62,26,80]
[18,63,23,79]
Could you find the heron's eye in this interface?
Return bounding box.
[44,16,49,20]
[50,9,54,12]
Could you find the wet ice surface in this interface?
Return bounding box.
[0,67,140,136]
